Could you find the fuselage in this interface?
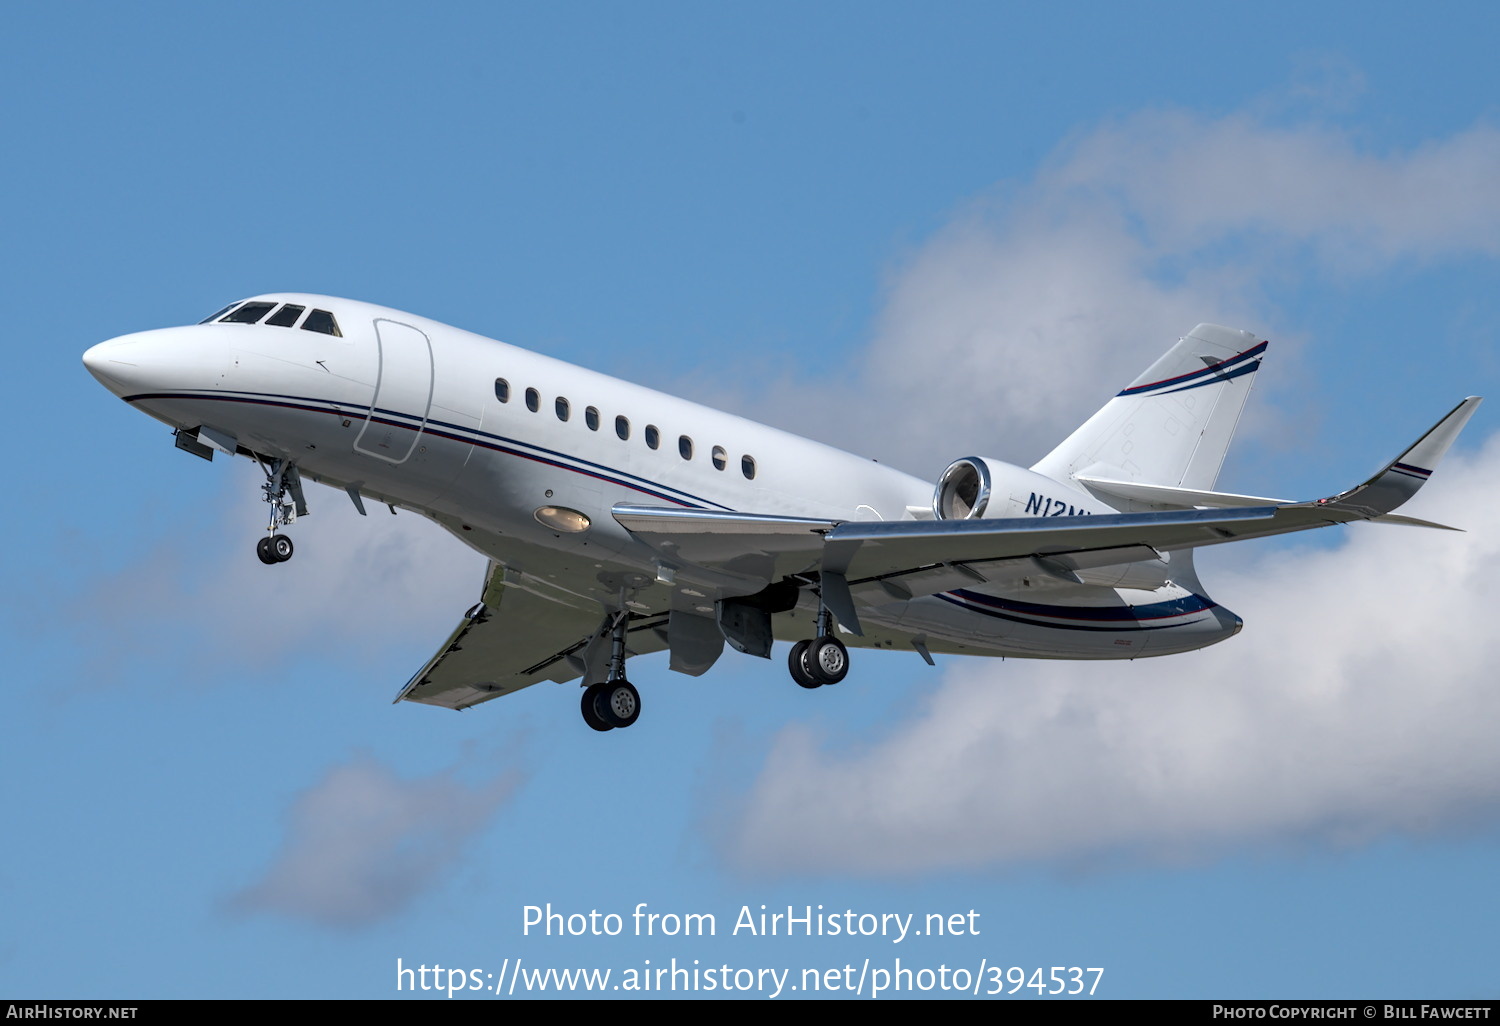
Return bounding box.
[82,293,1243,664]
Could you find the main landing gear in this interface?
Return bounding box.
[254,455,307,565]
[787,586,850,689]
[580,611,643,731]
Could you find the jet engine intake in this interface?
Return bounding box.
[933,457,998,520]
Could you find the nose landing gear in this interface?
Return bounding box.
[254,455,306,565]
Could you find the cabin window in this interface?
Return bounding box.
[741,455,756,480]
[200,302,241,324]
[526,388,540,412]
[266,304,305,328]
[495,378,510,403]
[615,415,630,440]
[301,309,342,336]
[555,397,571,422]
[679,435,694,460]
[585,406,600,431]
[223,301,275,324]
[711,445,727,471]
[644,425,660,450]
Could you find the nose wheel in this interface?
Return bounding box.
[253,454,307,565]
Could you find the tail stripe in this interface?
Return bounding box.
[1032,323,1269,493]
[1117,341,1267,398]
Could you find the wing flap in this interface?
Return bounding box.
[397,562,667,711]
[611,505,835,585]
[829,506,1286,584]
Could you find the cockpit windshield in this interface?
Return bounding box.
[300,309,341,336]
[223,301,276,324]
[200,300,342,337]
[265,303,305,327]
[199,302,241,324]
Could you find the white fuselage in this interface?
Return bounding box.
[83,293,1242,664]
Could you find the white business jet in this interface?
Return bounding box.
[82,295,1479,731]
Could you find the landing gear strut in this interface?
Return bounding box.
[254,455,306,564]
[579,611,643,730]
[788,585,850,688]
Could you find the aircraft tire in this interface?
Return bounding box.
[789,641,822,689]
[256,537,277,565]
[270,534,294,562]
[600,679,641,728]
[808,636,849,685]
[581,684,614,731]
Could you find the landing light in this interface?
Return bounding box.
[534,506,591,533]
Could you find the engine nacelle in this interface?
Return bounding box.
[933,457,999,520]
[933,456,1118,521]
[932,456,1174,592]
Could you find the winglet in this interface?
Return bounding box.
[1397,396,1482,471]
[1319,397,1482,518]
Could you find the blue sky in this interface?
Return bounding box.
[6,1,1500,999]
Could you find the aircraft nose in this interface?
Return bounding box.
[83,336,139,396]
[82,330,179,398]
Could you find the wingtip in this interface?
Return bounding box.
[1401,396,1482,471]
[1316,397,1482,520]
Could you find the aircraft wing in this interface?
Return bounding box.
[615,397,1481,619]
[395,562,666,711]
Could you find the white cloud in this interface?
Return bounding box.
[1054,111,1500,266]
[233,752,522,927]
[704,107,1500,476]
[851,198,1271,470]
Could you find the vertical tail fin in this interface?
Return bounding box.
[1031,324,1266,492]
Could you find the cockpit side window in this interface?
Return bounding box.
[266,304,306,328]
[200,302,241,324]
[301,309,342,336]
[223,302,276,324]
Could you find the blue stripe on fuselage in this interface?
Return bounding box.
[939,589,1214,632]
[124,388,731,511]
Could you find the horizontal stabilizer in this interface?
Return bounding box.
[1368,513,1463,531]
[1075,395,1480,530]
[1076,475,1286,509]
